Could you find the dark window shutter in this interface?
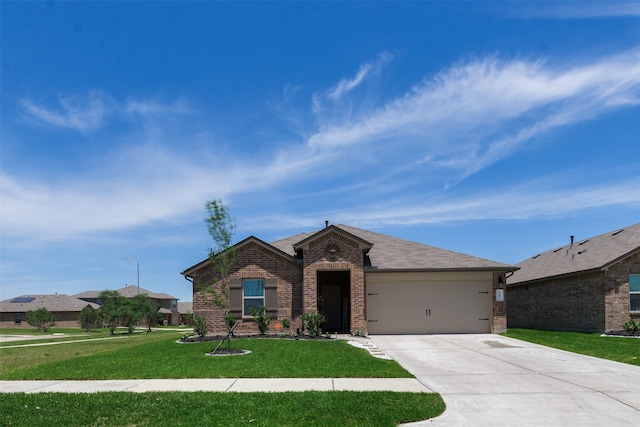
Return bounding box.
[229,278,242,317]
[265,278,278,315]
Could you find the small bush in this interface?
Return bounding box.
[26,307,56,332]
[622,319,639,334]
[192,316,208,337]
[302,312,325,337]
[249,306,270,335]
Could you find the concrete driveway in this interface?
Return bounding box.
[371,334,640,427]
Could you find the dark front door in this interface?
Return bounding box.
[317,271,350,333]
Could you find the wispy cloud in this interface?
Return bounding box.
[306,49,640,180]
[515,2,640,19]
[20,90,113,132]
[241,178,640,231]
[20,92,193,133]
[313,52,393,113]
[326,52,394,100]
[4,49,639,242]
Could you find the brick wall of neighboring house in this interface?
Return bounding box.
[604,251,640,328]
[508,271,605,332]
[0,311,81,329]
[302,231,367,333]
[192,242,302,335]
[492,272,507,333]
[508,252,640,332]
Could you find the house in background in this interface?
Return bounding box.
[74,285,182,326]
[0,294,99,328]
[507,223,640,333]
[182,224,517,335]
[177,302,193,324]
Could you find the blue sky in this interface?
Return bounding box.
[1,1,639,304]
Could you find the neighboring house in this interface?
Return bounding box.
[507,223,640,333]
[182,224,517,335]
[177,302,193,324]
[0,294,99,328]
[74,285,181,326]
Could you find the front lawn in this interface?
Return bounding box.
[0,334,411,379]
[503,328,640,366]
[0,391,445,427]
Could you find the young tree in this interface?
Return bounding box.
[202,199,237,352]
[133,294,160,332]
[78,305,100,331]
[119,298,141,334]
[99,290,124,335]
[26,307,56,332]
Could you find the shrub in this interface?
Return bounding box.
[77,306,100,331]
[26,308,56,332]
[622,319,639,334]
[193,316,208,337]
[249,306,270,335]
[302,312,325,337]
[281,318,291,335]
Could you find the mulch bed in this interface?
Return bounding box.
[603,330,640,337]
[179,334,334,343]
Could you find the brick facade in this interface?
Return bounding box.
[192,241,303,335]
[301,232,367,333]
[507,252,640,332]
[185,226,514,335]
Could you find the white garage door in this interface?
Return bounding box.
[366,272,492,334]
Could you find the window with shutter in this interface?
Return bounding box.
[229,278,242,317]
[243,279,265,316]
[265,278,278,315]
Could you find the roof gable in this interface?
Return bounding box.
[509,223,640,285]
[181,235,297,277]
[292,225,373,252]
[271,224,515,271]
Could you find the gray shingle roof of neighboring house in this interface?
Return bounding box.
[0,294,100,313]
[509,223,640,285]
[74,286,178,300]
[177,302,192,314]
[270,224,516,271]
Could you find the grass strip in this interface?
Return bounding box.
[0,391,445,427]
[503,328,640,366]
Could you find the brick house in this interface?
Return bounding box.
[182,224,517,335]
[507,223,640,333]
[75,286,182,326]
[0,294,100,328]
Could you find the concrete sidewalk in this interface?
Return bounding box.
[0,378,430,393]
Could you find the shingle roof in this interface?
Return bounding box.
[74,286,178,301]
[270,224,515,271]
[0,294,99,313]
[177,302,192,314]
[509,223,640,285]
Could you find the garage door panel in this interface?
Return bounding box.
[367,280,491,334]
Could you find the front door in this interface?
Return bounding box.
[317,271,350,333]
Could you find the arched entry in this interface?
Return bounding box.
[317,270,350,333]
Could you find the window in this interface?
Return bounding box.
[631,275,640,312]
[243,279,265,316]
[14,314,21,324]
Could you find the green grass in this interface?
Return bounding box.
[504,328,640,366]
[0,391,445,427]
[0,333,411,379]
[0,332,445,425]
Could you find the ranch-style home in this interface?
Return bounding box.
[507,223,640,333]
[0,294,100,328]
[182,224,518,335]
[75,285,182,326]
